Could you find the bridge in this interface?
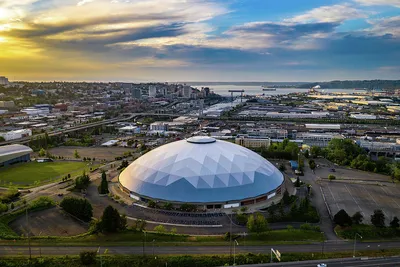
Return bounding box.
[228,90,245,102]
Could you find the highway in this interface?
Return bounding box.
[0,241,398,256]
[237,256,400,267]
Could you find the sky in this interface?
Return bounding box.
[0,0,399,82]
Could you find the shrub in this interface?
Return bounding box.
[300,223,312,231]
[75,172,90,190]
[390,216,400,229]
[79,251,97,265]
[328,174,336,181]
[0,203,8,213]
[154,225,166,233]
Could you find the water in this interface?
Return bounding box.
[191,84,365,97]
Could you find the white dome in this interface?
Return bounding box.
[119,137,284,203]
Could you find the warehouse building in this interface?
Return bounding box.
[0,144,33,167]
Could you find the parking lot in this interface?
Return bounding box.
[321,181,400,223]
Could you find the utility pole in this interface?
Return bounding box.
[26,207,31,260]
[353,233,363,258]
[229,211,233,263]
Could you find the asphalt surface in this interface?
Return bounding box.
[0,241,398,256]
[235,256,400,267]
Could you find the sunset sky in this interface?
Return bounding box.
[0,0,399,82]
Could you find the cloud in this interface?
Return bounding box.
[287,4,367,23]
[77,0,94,6]
[354,0,400,7]
[365,16,400,37]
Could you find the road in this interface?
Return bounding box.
[236,256,400,267]
[0,241,398,256]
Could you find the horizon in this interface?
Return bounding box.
[0,0,399,81]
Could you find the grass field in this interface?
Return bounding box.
[0,161,89,187]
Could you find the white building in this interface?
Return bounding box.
[149,85,157,97]
[296,132,344,147]
[0,129,32,141]
[119,125,140,134]
[150,122,169,131]
[21,107,50,116]
[0,76,9,85]
[350,114,377,120]
[305,124,341,130]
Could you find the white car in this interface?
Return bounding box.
[317,264,327,267]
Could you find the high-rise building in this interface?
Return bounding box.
[0,76,9,85]
[132,88,142,99]
[183,85,191,98]
[149,85,157,97]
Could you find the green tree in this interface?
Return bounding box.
[133,219,146,232]
[282,189,291,205]
[154,225,166,233]
[246,213,269,233]
[310,146,322,158]
[74,149,80,159]
[98,171,109,194]
[308,160,316,170]
[328,174,336,181]
[390,216,400,229]
[79,251,96,265]
[100,205,127,232]
[60,197,93,222]
[295,177,301,187]
[75,172,90,190]
[304,150,309,159]
[333,209,352,227]
[352,211,364,225]
[38,148,46,157]
[278,163,286,172]
[370,209,385,228]
[0,136,5,142]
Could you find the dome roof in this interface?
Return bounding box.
[119,137,284,203]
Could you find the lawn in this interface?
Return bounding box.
[0,161,89,187]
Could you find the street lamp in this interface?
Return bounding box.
[152,239,155,257]
[321,232,325,257]
[233,240,239,266]
[97,247,103,267]
[353,233,363,258]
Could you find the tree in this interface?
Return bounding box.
[75,172,90,189]
[295,176,301,187]
[246,213,269,233]
[310,146,322,158]
[304,150,310,159]
[74,149,80,159]
[133,219,147,232]
[370,209,385,228]
[0,136,5,142]
[38,148,46,157]
[308,160,316,170]
[100,205,127,232]
[98,171,109,194]
[79,251,97,265]
[60,197,93,222]
[333,209,352,227]
[278,164,286,172]
[154,225,166,233]
[328,174,336,181]
[282,189,291,205]
[352,211,364,225]
[390,216,400,229]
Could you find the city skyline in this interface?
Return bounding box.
[0,0,399,82]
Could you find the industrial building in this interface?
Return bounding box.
[0,129,32,141]
[119,136,285,209]
[235,135,271,148]
[0,144,33,167]
[296,132,344,147]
